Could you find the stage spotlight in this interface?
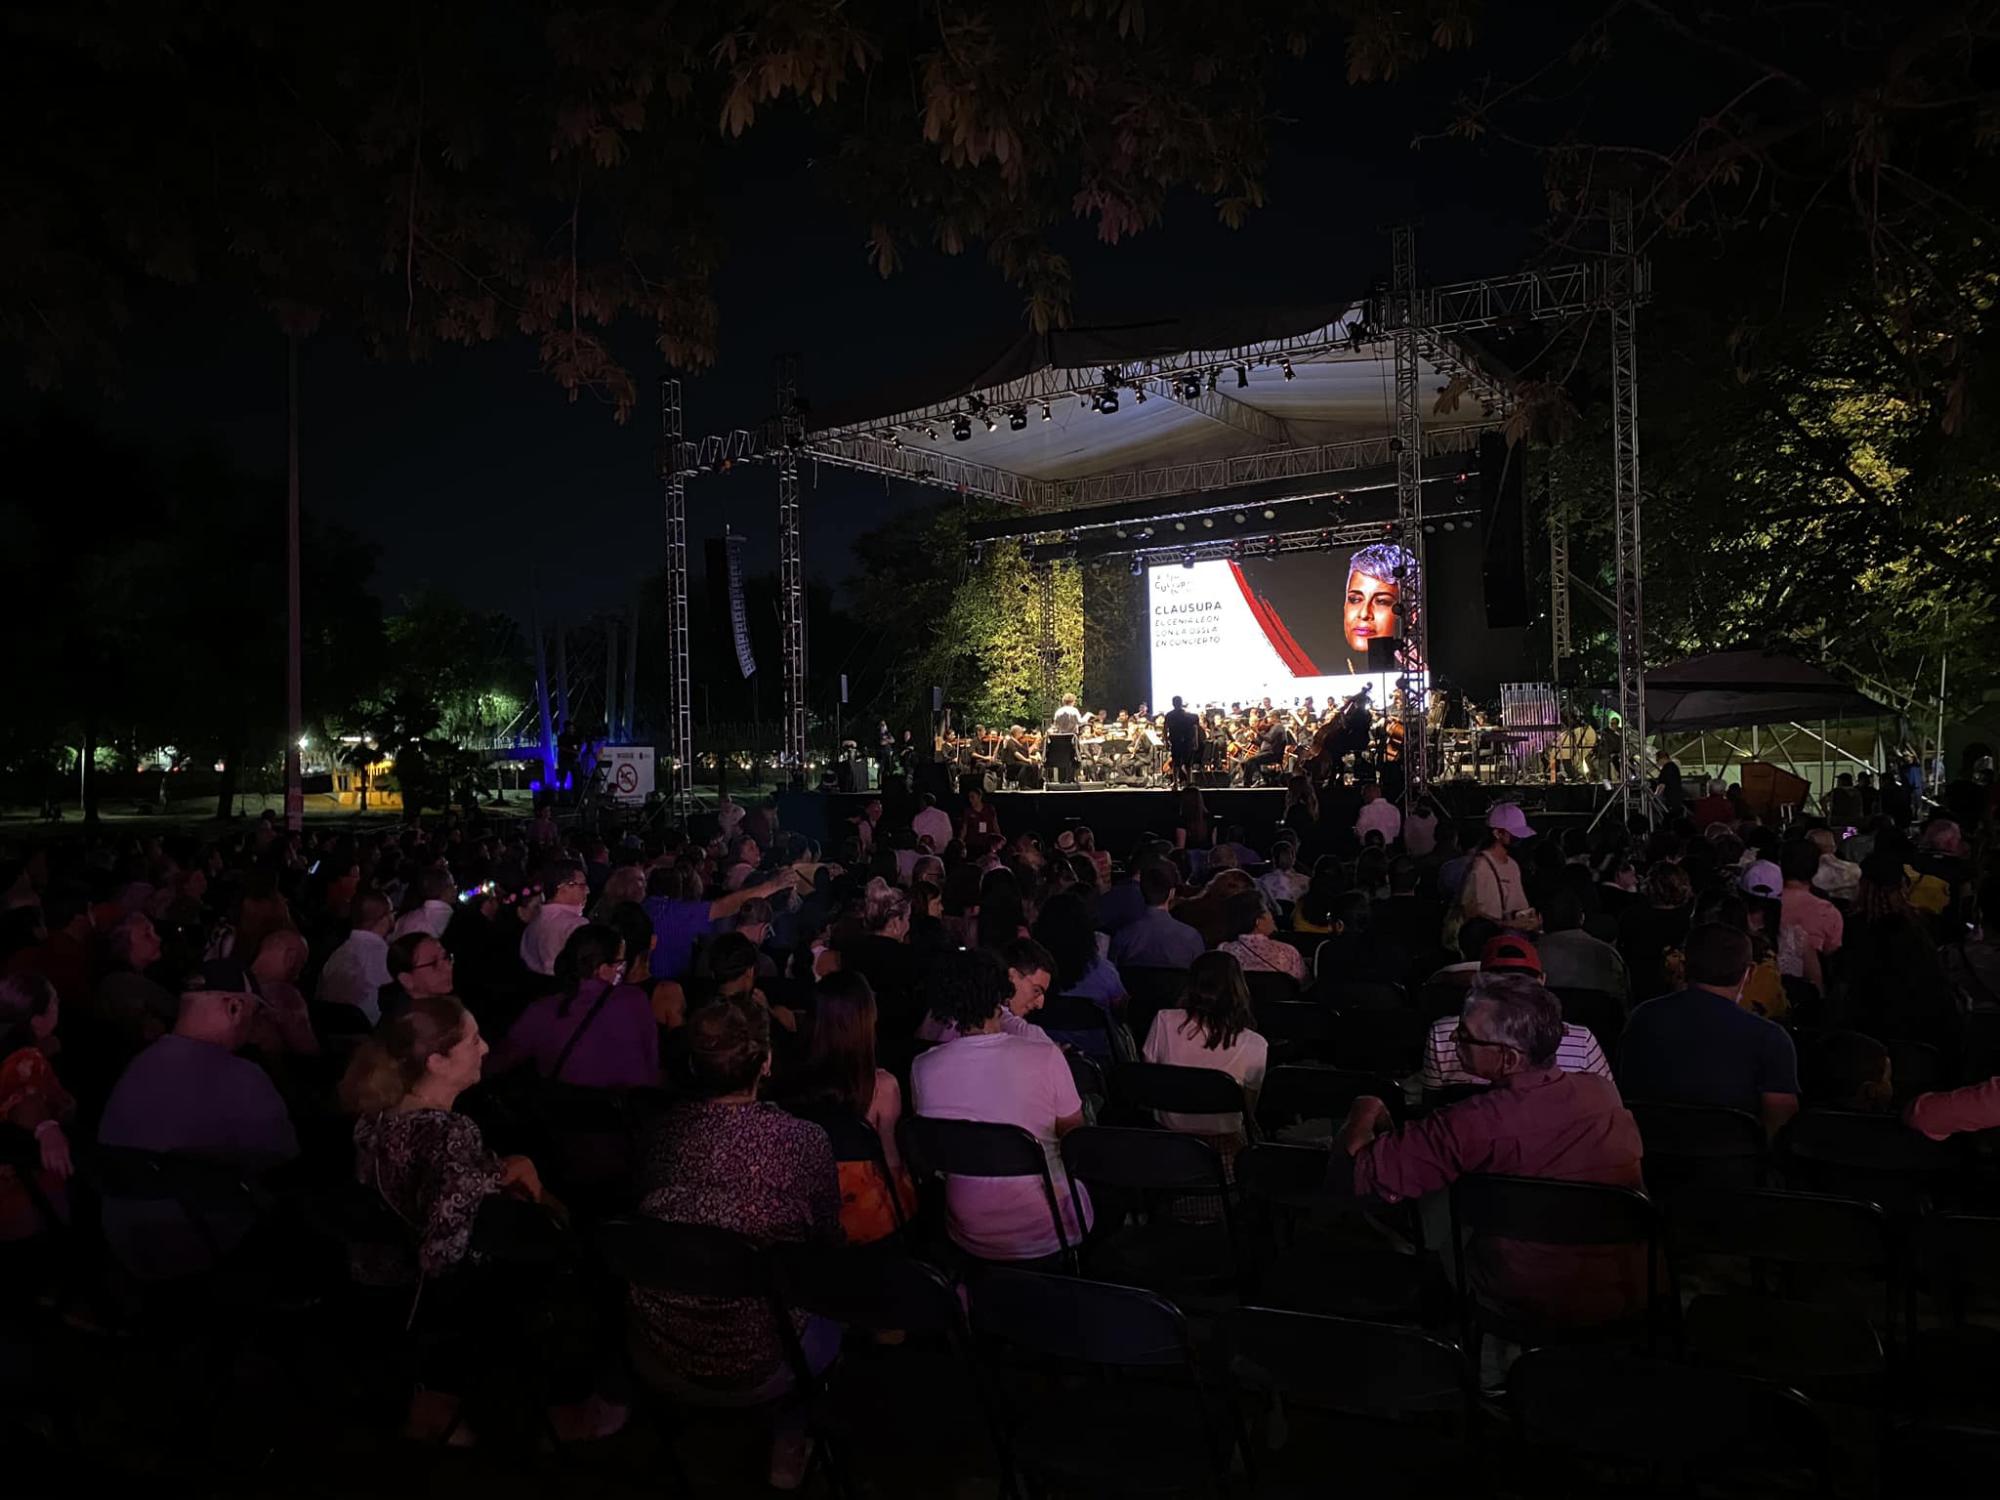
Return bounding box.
[1129,556,1143,576]
[1173,520,1187,532]
[1261,507,1276,520]
[1423,523,1436,535]
[924,425,939,440]
[1264,535,1281,557]
[1182,552,1196,569]
[1201,517,1215,528]
[1233,513,1247,525]
[1281,358,1295,380]
[1136,526,1154,540]
[1041,401,1052,421]
[1206,369,1218,392]
[1135,384,1148,404]
[983,414,997,432]
[1441,520,1456,532]
[1316,530,1333,548]
[1096,387,1120,414]
[951,413,972,441]
[887,434,901,448]
[1113,527,1128,539]
[1008,406,1027,431]
[1178,374,1202,400]
[1235,365,1249,388]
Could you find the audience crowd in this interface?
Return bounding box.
[0,756,1994,1491]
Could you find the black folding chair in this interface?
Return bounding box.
[1110,1060,1250,1127]
[1250,1000,1340,1065]
[1666,1187,1892,1405]
[787,1102,907,1233]
[1244,969,1303,1008]
[1315,978,1405,1012]
[1417,979,1471,1020]
[1887,1038,1948,1104]
[898,1115,1079,1271]
[1447,1174,1673,1366]
[1549,985,1627,1057]
[1060,1125,1245,1295]
[1256,1064,1404,1137]
[1510,1345,1832,1495]
[774,1245,1006,1488]
[1333,1008,1429,1076]
[1627,1101,1768,1197]
[595,1218,836,1494]
[968,1267,1235,1500]
[1226,1307,1474,1486]
[1031,993,1134,1064]
[1780,1108,1961,1213]
[1904,1212,2000,1436]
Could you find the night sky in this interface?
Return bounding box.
[49,66,1540,624]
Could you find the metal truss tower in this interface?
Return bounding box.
[660,379,694,814]
[776,356,808,777]
[1608,190,1649,822]
[1391,223,1430,801]
[1547,474,1573,674]
[1035,560,1060,721]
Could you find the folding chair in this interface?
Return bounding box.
[1249,1000,1340,1065]
[1225,1307,1474,1488]
[1315,977,1404,1012]
[1244,969,1302,1008]
[1664,1186,1892,1405]
[1031,993,1134,1064]
[1780,1108,1961,1213]
[1062,1125,1243,1288]
[1510,1345,1831,1495]
[1417,979,1471,1020]
[1626,1101,1767,1197]
[1256,1064,1404,1138]
[1447,1174,1673,1369]
[1887,1038,1948,1104]
[787,1102,907,1234]
[898,1115,1080,1271]
[968,1267,1235,1500]
[1903,1213,2000,1432]
[595,1218,836,1495]
[1110,1060,1250,1128]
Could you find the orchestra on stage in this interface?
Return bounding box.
[925,686,1604,793]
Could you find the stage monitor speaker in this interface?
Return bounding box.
[837,759,870,794]
[1366,636,1403,671]
[931,685,943,713]
[1480,431,1531,628]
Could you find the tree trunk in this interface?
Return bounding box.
[81,715,100,826]
[216,752,239,820]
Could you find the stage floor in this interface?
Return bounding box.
[777,781,1611,854]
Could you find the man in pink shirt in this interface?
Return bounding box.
[1776,843,1843,992]
[1905,1078,2000,1140]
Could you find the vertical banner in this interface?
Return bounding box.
[725,531,757,679]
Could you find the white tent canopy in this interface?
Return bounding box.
[1645,649,1886,733]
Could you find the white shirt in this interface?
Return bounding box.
[1421,1014,1610,1090]
[318,929,389,1024]
[390,899,455,942]
[520,903,589,976]
[1051,704,1083,736]
[1404,809,1439,857]
[1142,1010,1269,1135]
[911,806,954,851]
[911,1031,1089,1261]
[1356,799,1403,845]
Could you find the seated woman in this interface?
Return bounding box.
[1217,890,1308,983]
[1171,869,1258,949]
[1291,858,1350,935]
[835,879,918,1034]
[910,948,1089,1265]
[778,972,914,1243]
[0,974,75,1242]
[1032,890,1125,1010]
[630,995,842,1488]
[342,994,594,1441]
[1141,952,1267,1159]
[485,922,659,1089]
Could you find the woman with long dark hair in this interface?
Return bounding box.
[781,971,913,1243]
[1141,951,1266,1148]
[1032,891,1124,1010]
[485,922,659,1088]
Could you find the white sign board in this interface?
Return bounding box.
[602,745,656,805]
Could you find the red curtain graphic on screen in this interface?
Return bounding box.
[1229,560,1319,675]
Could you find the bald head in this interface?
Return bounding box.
[252,928,309,984]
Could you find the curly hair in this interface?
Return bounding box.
[1348,541,1416,584]
[924,947,1009,1034]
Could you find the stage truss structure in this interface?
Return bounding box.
[1390,222,1430,800]
[666,217,1650,800]
[659,379,694,815]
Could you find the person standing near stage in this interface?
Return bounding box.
[959,785,1003,844]
[1047,694,1084,785]
[1163,697,1202,788]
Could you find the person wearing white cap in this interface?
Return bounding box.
[1461,802,1539,931]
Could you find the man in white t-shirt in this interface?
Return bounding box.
[1355,783,1403,846]
[1460,803,1539,930]
[910,950,1088,1262]
[520,857,592,976]
[911,793,953,852]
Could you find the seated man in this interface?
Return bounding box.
[1419,934,1611,1092]
[1107,857,1206,970]
[1616,923,1800,1136]
[1332,973,1645,1327]
[97,962,301,1278]
[1533,889,1630,1002]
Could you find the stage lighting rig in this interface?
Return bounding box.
[1134,384,1148,404]
[1181,552,1196,568]
[1206,369,1219,393]
[1178,374,1202,400]
[1008,406,1028,430]
[1040,402,1053,422]
[1129,556,1144,576]
[1281,357,1295,381]
[983,413,997,432]
[951,413,972,441]
[1095,385,1120,414]
[1235,365,1249,388]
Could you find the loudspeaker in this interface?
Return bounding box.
[931,685,944,713]
[1480,432,1530,627]
[1366,636,1403,671]
[837,758,870,794]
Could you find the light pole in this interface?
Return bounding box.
[285,332,304,832]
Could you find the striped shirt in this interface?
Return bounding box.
[1421,1014,1610,1090]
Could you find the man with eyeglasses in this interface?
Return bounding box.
[381,932,455,1024]
[1329,972,1645,1329]
[521,858,592,977]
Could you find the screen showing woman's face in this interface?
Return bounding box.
[1343,569,1402,652]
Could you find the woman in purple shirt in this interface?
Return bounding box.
[486,923,659,1089]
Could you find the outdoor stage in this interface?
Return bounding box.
[776,780,1609,854]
